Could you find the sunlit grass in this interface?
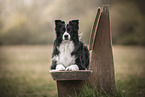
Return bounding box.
[0,45,145,97]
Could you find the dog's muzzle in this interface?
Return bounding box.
[63,32,70,40]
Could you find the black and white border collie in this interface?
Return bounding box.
[51,20,89,71]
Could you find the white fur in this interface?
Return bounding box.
[66,64,79,71]
[57,41,75,67]
[56,64,65,71]
[52,55,58,61]
[79,32,82,40]
[63,31,70,40]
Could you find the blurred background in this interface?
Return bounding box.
[0,0,145,45]
[0,0,145,97]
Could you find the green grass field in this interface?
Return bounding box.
[0,45,145,97]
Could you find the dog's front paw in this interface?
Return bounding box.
[56,64,65,71]
[66,65,79,71]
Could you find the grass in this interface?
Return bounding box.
[0,45,57,97]
[0,45,145,97]
[114,46,145,97]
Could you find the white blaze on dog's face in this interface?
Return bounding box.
[62,25,70,41]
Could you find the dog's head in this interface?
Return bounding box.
[55,20,79,42]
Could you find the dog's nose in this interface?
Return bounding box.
[64,35,68,40]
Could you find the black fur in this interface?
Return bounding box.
[51,20,89,70]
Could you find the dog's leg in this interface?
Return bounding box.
[66,64,79,71]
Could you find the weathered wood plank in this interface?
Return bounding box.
[57,80,84,97]
[89,5,116,95]
[50,70,92,80]
[89,8,101,50]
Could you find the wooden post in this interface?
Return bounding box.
[89,5,116,95]
[57,80,84,97]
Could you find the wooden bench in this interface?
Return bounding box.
[50,70,92,97]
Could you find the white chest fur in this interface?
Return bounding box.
[57,41,75,67]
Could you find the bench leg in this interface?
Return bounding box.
[57,80,84,97]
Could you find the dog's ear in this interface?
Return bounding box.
[55,20,65,30]
[69,20,79,30]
